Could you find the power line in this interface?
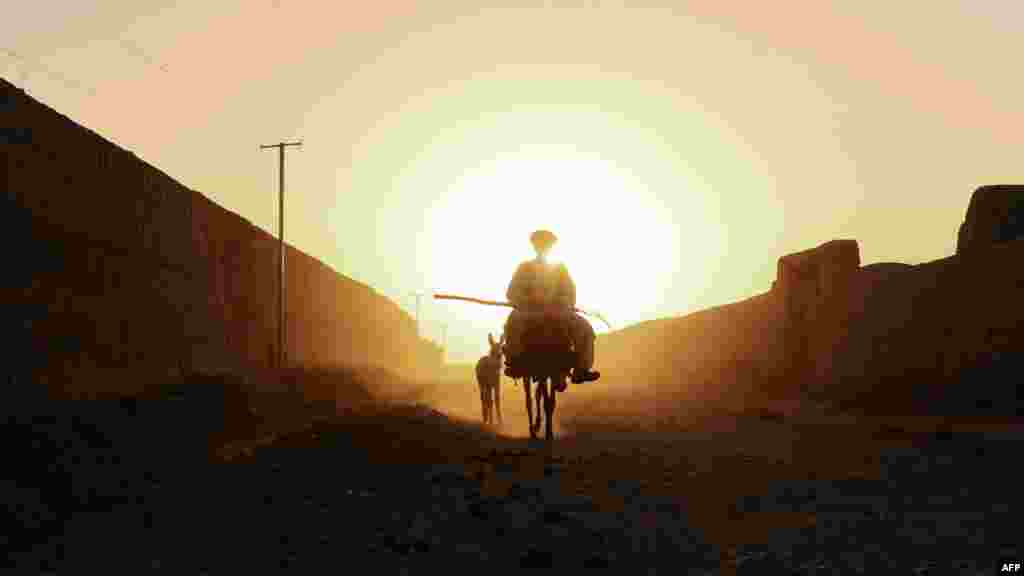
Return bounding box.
[1,47,97,97]
[118,38,169,73]
[2,37,170,98]
[441,323,448,363]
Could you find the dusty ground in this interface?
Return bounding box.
[4,371,1022,574]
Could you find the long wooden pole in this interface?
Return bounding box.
[432,293,612,330]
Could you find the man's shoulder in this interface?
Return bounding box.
[510,260,533,280]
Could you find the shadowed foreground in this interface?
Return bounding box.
[4,367,1022,574]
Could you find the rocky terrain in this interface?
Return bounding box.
[5,371,1021,575]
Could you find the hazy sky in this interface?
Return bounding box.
[4,1,1022,363]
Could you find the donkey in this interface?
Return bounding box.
[519,365,569,442]
[508,319,573,442]
[475,333,504,427]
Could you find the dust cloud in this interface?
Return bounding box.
[413,361,705,441]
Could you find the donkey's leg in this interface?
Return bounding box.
[494,380,503,426]
[479,384,485,424]
[544,377,558,441]
[486,384,494,426]
[524,380,536,439]
[481,384,491,425]
[534,380,544,434]
[536,379,548,439]
[488,385,496,426]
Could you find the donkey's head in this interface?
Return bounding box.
[487,332,504,362]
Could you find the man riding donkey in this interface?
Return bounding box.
[503,229,601,389]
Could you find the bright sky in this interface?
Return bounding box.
[4,1,1022,363]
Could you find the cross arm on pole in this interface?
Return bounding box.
[260,141,303,149]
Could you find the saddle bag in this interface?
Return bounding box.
[504,317,574,378]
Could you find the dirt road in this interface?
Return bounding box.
[5,374,1022,574]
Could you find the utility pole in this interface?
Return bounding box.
[415,292,423,339]
[260,141,302,370]
[406,291,425,338]
[441,323,448,363]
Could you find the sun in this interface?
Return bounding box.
[424,151,681,332]
[399,109,724,360]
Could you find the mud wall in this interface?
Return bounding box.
[595,223,1022,414]
[774,239,861,394]
[826,239,1024,411]
[594,290,788,408]
[775,229,1024,412]
[956,185,1024,255]
[2,77,441,399]
[594,239,859,408]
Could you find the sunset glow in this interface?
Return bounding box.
[6,2,1021,362]
[414,110,725,343]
